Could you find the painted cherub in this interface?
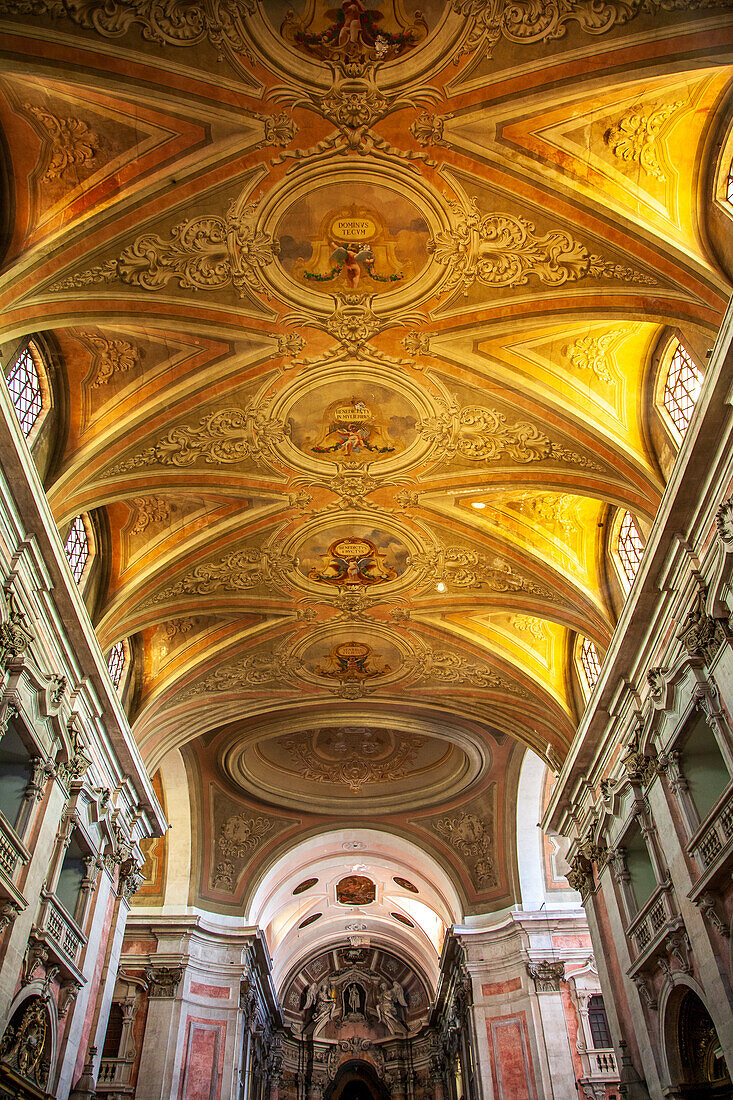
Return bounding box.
[330,241,375,288]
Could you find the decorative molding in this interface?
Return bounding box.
[401,331,432,358]
[24,103,97,181]
[526,960,565,992]
[277,333,306,358]
[696,891,729,938]
[433,810,497,888]
[145,966,183,998]
[79,331,140,385]
[111,402,289,473]
[253,111,298,149]
[326,464,381,508]
[410,113,450,148]
[187,645,301,695]
[130,496,170,534]
[604,102,682,182]
[449,0,731,62]
[281,729,425,793]
[428,197,655,296]
[677,585,726,665]
[419,400,603,469]
[0,596,34,669]
[218,813,274,859]
[408,546,555,599]
[406,643,527,696]
[510,615,546,640]
[715,494,733,544]
[284,294,423,366]
[52,197,277,299]
[152,545,295,603]
[562,331,622,384]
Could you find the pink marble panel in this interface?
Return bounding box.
[178,1018,225,1100]
[487,1013,537,1100]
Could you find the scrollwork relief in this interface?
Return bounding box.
[79,331,141,386]
[604,102,682,182]
[419,400,602,468]
[562,331,622,384]
[53,198,277,300]
[433,809,497,888]
[24,104,97,181]
[406,644,527,696]
[130,496,170,534]
[187,644,302,695]
[428,197,655,296]
[408,547,555,599]
[111,402,288,473]
[151,545,296,604]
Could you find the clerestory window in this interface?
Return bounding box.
[64,515,90,585]
[662,341,703,439]
[107,641,126,689]
[6,342,44,438]
[580,637,602,692]
[616,511,644,586]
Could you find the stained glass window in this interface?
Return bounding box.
[64,515,89,584]
[580,638,602,690]
[663,342,703,437]
[7,344,43,438]
[617,511,644,585]
[107,641,125,689]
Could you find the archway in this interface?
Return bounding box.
[325,1059,390,1100]
[665,987,733,1098]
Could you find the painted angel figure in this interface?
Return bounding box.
[330,242,375,288]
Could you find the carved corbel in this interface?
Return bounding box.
[621,725,657,786]
[664,929,692,974]
[716,495,733,544]
[24,758,48,803]
[677,583,726,665]
[633,975,658,1011]
[646,667,666,702]
[696,892,729,938]
[0,700,18,740]
[0,594,34,670]
[23,933,49,984]
[0,901,20,933]
[58,981,82,1019]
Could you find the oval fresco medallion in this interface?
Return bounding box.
[288,383,418,465]
[277,184,429,298]
[297,525,408,588]
[267,0,446,65]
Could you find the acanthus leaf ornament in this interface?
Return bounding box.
[130,496,171,534]
[78,331,141,386]
[408,547,555,600]
[110,401,289,474]
[428,197,655,296]
[604,102,683,182]
[52,198,278,300]
[449,0,732,62]
[24,104,98,181]
[283,294,424,368]
[419,399,603,469]
[562,332,622,384]
[186,643,302,695]
[153,545,296,604]
[282,730,425,793]
[433,810,497,888]
[406,642,527,696]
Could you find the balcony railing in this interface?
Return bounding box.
[0,813,28,884]
[688,783,733,893]
[626,881,676,967]
[97,1058,134,1087]
[589,1049,617,1077]
[38,892,86,969]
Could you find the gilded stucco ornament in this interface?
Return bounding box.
[78,331,141,386]
[408,546,555,599]
[52,197,278,300]
[23,103,98,181]
[186,644,302,695]
[428,197,655,296]
[562,332,622,384]
[284,294,424,366]
[406,643,528,696]
[151,544,296,603]
[419,400,603,469]
[449,0,733,61]
[604,102,682,182]
[130,496,171,534]
[111,402,289,474]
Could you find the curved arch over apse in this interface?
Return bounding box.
[246,827,464,989]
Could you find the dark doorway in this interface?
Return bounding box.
[667,988,733,1098]
[325,1059,389,1100]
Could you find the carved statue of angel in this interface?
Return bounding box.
[329,242,375,289]
[305,979,336,1026]
[376,978,408,1037]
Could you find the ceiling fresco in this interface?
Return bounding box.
[0,0,732,946]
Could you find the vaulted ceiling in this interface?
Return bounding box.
[1,0,732,941]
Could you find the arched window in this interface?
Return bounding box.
[662,341,703,438]
[588,995,611,1048]
[580,637,602,692]
[616,511,644,585]
[6,342,44,438]
[64,515,90,584]
[107,641,126,689]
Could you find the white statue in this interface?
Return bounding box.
[376,979,408,1036]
